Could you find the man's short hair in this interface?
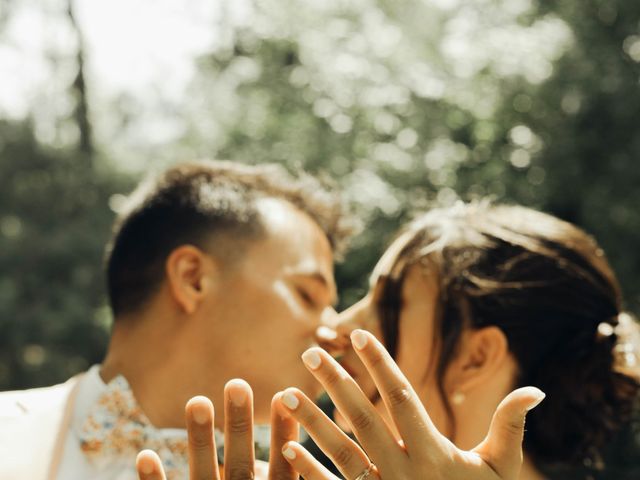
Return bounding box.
[105,160,354,317]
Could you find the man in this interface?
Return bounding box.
[0,160,354,480]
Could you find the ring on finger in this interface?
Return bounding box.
[354,462,375,480]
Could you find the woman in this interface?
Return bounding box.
[278,202,640,479]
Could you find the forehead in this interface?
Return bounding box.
[241,197,335,284]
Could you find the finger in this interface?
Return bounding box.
[300,348,401,475]
[224,379,255,479]
[136,450,167,480]
[473,387,546,479]
[268,392,299,480]
[280,387,373,480]
[185,396,220,480]
[350,329,439,454]
[281,441,343,480]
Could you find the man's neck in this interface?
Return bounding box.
[100,312,228,430]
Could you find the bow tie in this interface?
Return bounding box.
[78,375,271,478]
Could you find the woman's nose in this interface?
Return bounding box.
[315,302,366,352]
[315,298,373,351]
[314,308,345,353]
[330,301,373,355]
[335,300,368,337]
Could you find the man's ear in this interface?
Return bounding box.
[165,245,219,314]
[445,326,510,394]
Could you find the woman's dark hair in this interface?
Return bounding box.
[377,202,639,471]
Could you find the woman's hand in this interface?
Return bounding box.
[136,379,298,480]
[278,329,545,480]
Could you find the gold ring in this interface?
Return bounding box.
[354,463,374,480]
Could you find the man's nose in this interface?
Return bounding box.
[314,306,350,352]
[320,306,339,328]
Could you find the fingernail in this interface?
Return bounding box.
[139,459,154,475]
[191,401,211,425]
[274,392,292,419]
[351,330,368,350]
[302,349,322,370]
[282,390,300,410]
[137,451,156,474]
[282,445,296,460]
[227,380,248,407]
[525,388,546,411]
[316,325,338,340]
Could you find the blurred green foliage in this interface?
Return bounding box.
[1,0,640,477]
[0,121,132,389]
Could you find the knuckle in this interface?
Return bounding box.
[331,444,355,466]
[351,409,374,431]
[504,420,523,435]
[386,384,412,408]
[367,349,386,368]
[194,472,214,480]
[300,409,318,429]
[188,432,212,451]
[271,473,293,480]
[228,416,252,435]
[495,406,525,438]
[503,417,524,437]
[322,368,342,388]
[226,462,254,480]
[297,462,314,479]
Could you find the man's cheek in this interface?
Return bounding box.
[272,280,305,319]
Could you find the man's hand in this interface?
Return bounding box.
[136,379,298,480]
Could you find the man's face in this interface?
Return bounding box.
[203,198,336,419]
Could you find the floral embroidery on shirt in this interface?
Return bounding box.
[78,374,270,479]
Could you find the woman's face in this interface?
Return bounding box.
[332,236,454,438]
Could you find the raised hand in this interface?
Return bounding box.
[136,379,298,480]
[278,329,545,480]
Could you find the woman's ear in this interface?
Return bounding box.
[445,326,511,394]
[165,245,219,314]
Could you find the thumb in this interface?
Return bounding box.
[473,387,545,480]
